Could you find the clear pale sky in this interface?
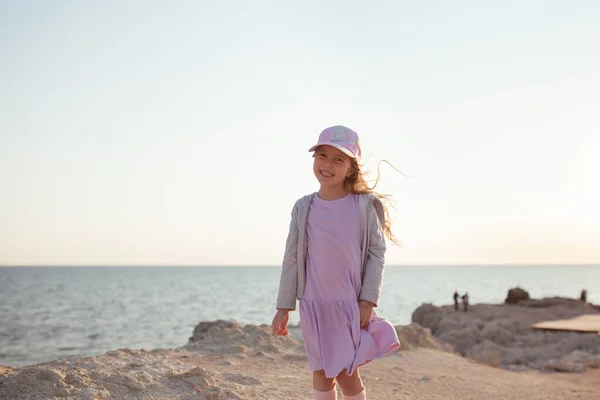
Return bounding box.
[1,1,599,266]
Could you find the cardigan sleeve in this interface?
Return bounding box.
[276,202,300,310]
[358,198,386,306]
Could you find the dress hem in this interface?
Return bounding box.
[308,339,401,379]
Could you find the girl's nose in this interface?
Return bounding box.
[322,158,333,167]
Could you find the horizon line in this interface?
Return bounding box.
[1,263,599,268]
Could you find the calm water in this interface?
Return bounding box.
[1,265,598,367]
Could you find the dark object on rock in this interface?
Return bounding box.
[580,289,587,303]
[461,293,469,312]
[505,287,530,304]
[453,291,459,311]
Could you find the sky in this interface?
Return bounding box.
[1,1,599,266]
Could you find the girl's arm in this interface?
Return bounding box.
[276,202,300,310]
[359,199,386,307]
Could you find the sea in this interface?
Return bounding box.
[1,265,599,367]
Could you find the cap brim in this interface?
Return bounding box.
[308,143,357,158]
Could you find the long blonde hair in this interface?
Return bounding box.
[344,158,400,245]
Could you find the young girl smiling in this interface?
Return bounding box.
[272,125,400,400]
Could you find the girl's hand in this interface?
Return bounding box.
[271,309,290,336]
[359,300,375,328]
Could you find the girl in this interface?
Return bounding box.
[272,125,400,400]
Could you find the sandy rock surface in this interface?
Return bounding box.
[412,297,600,372]
[2,321,600,400]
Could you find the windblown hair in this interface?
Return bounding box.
[345,158,400,245]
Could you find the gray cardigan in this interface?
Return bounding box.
[276,192,387,310]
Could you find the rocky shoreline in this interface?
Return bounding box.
[412,290,600,373]
[2,293,600,399]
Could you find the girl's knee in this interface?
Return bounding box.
[313,370,335,390]
[335,369,364,396]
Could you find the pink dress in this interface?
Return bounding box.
[299,193,400,378]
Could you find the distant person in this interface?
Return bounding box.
[453,291,459,311]
[580,289,587,303]
[461,292,470,312]
[271,126,400,400]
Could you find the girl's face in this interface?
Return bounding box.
[313,145,352,190]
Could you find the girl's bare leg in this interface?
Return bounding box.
[336,368,365,398]
[313,370,337,399]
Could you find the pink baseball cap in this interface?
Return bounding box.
[308,125,361,159]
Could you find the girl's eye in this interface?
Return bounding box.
[335,158,343,163]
